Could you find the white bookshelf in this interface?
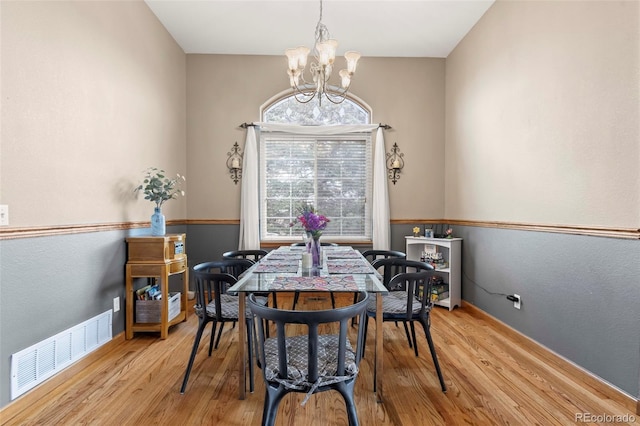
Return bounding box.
[405,236,462,311]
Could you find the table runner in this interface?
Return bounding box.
[254,261,299,273]
[269,275,358,291]
[326,259,373,274]
[266,252,302,260]
[326,250,362,259]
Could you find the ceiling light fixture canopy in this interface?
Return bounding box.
[285,0,361,105]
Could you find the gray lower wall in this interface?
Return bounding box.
[454,225,640,398]
[1,223,638,408]
[0,225,186,407]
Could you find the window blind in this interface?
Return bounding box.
[260,133,372,241]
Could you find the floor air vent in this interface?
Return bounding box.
[10,310,112,400]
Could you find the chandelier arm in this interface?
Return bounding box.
[323,93,347,105]
[326,84,350,97]
[290,80,315,95]
[290,80,319,101]
[295,69,315,88]
[293,91,318,104]
[322,84,351,104]
[289,80,318,104]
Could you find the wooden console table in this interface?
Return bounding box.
[125,233,188,339]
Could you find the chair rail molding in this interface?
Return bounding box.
[392,219,639,240]
[1,219,637,240]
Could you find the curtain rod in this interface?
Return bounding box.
[240,122,392,129]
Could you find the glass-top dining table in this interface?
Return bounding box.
[227,245,389,402]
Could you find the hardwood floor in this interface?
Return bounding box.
[2,294,637,425]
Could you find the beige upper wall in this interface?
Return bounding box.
[1,1,187,228]
[7,1,634,230]
[186,55,446,221]
[445,0,639,229]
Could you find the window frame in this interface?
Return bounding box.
[258,132,373,243]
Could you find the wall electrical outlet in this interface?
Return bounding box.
[513,294,521,309]
[113,297,120,313]
[0,205,8,226]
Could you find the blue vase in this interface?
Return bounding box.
[151,207,166,236]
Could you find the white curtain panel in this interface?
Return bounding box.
[372,127,391,250]
[238,126,260,250]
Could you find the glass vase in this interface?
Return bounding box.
[151,207,166,236]
[310,237,322,268]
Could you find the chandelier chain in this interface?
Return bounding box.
[315,0,329,47]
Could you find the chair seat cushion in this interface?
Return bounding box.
[194,294,267,319]
[263,334,358,391]
[366,291,421,315]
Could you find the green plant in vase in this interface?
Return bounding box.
[135,167,185,236]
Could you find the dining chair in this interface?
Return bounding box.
[363,271,447,393]
[290,242,339,310]
[361,249,406,263]
[180,260,264,394]
[212,257,255,281]
[351,250,406,325]
[371,257,433,287]
[223,249,278,309]
[365,258,435,349]
[248,291,370,426]
[223,249,268,263]
[211,258,263,337]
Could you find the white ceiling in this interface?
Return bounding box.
[145,0,494,58]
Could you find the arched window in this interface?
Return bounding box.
[263,93,370,125]
[259,93,374,242]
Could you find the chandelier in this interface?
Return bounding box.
[285,0,361,105]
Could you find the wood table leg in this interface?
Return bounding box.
[160,265,169,339]
[375,293,384,403]
[238,292,247,400]
[181,266,189,322]
[125,265,133,340]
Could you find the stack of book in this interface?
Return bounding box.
[421,249,448,269]
[136,284,162,300]
[430,278,449,302]
[431,284,449,302]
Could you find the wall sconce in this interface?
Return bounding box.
[385,142,404,185]
[226,142,243,184]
